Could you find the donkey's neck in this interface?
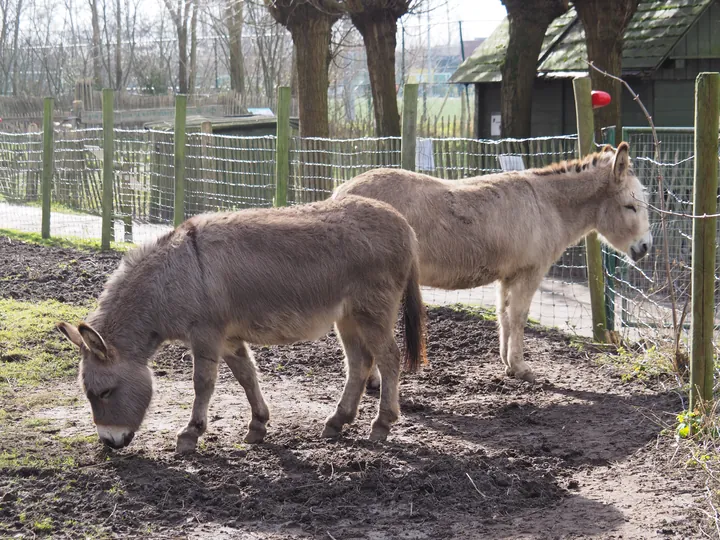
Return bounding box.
[534,169,608,244]
[87,289,164,366]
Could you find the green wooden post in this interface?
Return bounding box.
[602,126,617,331]
[401,84,418,171]
[573,76,607,342]
[174,94,187,227]
[41,97,54,239]
[101,89,114,250]
[275,86,290,207]
[689,72,720,412]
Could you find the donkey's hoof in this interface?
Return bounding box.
[321,424,342,439]
[368,428,389,442]
[244,428,266,444]
[175,435,198,455]
[515,369,536,383]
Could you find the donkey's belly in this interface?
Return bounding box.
[228,303,345,345]
[420,260,499,290]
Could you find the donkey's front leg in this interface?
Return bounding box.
[497,280,511,368]
[176,339,221,454]
[505,272,543,383]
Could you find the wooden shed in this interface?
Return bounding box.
[450,0,720,138]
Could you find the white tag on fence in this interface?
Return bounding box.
[416,138,435,171]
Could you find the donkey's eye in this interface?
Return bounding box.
[98,389,113,400]
[624,205,637,213]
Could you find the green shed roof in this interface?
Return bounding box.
[450,0,715,84]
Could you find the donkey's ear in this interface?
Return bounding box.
[612,142,630,183]
[56,322,84,348]
[77,323,108,361]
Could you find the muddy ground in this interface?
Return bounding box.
[0,235,706,539]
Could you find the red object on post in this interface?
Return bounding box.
[591,90,611,109]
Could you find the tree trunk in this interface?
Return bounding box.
[10,0,23,95]
[574,0,640,139]
[287,5,336,137]
[188,0,198,95]
[178,25,188,94]
[352,12,400,137]
[500,0,568,138]
[226,0,244,92]
[289,46,298,99]
[89,0,102,88]
[115,0,122,91]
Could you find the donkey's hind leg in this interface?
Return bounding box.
[322,316,374,438]
[505,271,543,383]
[351,313,402,442]
[223,340,270,444]
[177,334,222,454]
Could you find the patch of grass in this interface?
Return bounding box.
[0,228,133,252]
[33,516,53,534]
[0,449,76,470]
[597,344,675,383]
[54,434,96,450]
[0,298,90,387]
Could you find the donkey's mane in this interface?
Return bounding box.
[94,230,174,313]
[531,148,618,177]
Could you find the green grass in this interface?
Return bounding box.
[0,228,133,252]
[0,449,76,470]
[0,298,90,387]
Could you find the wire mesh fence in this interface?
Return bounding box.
[0,126,716,344]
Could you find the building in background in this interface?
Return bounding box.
[451,0,720,138]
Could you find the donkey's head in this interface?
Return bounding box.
[595,142,652,262]
[57,321,152,449]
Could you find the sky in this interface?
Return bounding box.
[400,0,507,49]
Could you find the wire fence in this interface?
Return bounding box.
[0,126,715,346]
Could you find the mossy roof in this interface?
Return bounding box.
[450,0,714,83]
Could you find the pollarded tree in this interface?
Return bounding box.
[574,0,640,137]
[345,0,412,137]
[500,0,568,138]
[265,0,342,137]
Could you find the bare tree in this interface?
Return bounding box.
[265,0,342,137]
[226,0,244,92]
[89,0,103,87]
[574,0,640,137]
[345,0,413,136]
[162,0,198,93]
[500,0,568,138]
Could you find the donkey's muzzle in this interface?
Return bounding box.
[630,242,649,262]
[99,428,135,449]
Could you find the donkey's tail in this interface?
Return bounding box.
[402,259,428,372]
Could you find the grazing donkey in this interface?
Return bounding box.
[57,195,427,453]
[335,142,651,384]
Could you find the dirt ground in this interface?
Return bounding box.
[0,235,707,539]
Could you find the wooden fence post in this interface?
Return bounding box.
[101,89,114,250]
[689,72,720,412]
[401,84,419,171]
[174,94,187,227]
[573,76,607,342]
[275,86,290,207]
[41,97,54,239]
[200,121,213,212]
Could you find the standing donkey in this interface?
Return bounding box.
[335,143,651,384]
[57,196,426,453]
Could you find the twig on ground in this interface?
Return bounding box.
[465,472,488,499]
